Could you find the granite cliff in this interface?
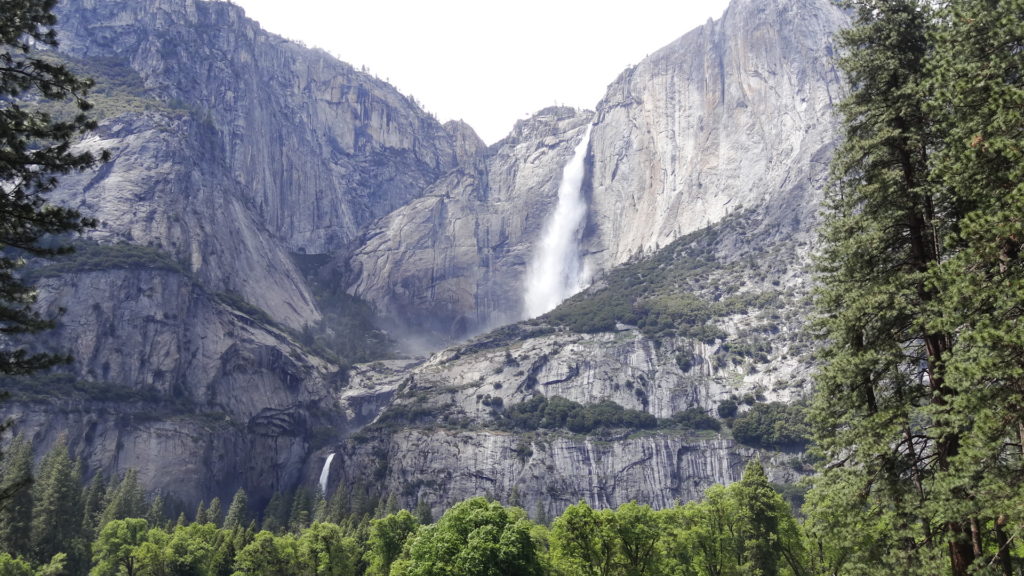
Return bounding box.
[5,0,462,506]
[2,0,845,514]
[346,0,845,341]
[321,0,846,516]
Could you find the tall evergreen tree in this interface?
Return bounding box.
[80,473,109,542]
[145,493,165,529]
[732,461,806,576]
[0,0,107,374]
[808,0,966,573]
[288,488,313,533]
[261,492,290,534]
[194,500,209,525]
[99,469,146,527]
[0,435,33,558]
[927,0,1024,572]
[30,438,83,565]
[810,0,1024,574]
[207,496,223,528]
[223,488,249,532]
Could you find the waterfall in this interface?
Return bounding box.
[318,452,335,494]
[523,125,593,318]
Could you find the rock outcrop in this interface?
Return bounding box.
[57,0,460,254]
[317,0,845,514]
[584,0,845,269]
[331,429,801,521]
[322,198,815,515]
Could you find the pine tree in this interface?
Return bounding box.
[325,484,350,524]
[810,1,1024,574]
[414,498,433,525]
[261,492,290,534]
[99,469,146,527]
[194,500,208,525]
[30,438,82,564]
[80,473,108,537]
[145,493,165,526]
[224,488,249,531]
[312,492,328,524]
[809,0,962,573]
[0,435,33,558]
[207,496,223,527]
[732,461,806,576]
[288,488,313,533]
[0,0,107,374]
[926,0,1024,572]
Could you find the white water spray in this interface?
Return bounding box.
[318,453,335,494]
[523,125,593,318]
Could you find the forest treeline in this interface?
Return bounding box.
[0,439,827,576]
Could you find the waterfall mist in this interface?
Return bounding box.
[523,125,593,318]
[319,452,335,494]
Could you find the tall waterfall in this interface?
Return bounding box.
[318,452,335,494]
[523,125,593,318]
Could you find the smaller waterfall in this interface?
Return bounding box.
[318,453,335,494]
[523,125,593,318]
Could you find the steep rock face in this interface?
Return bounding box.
[585,0,845,268]
[56,0,460,253]
[344,0,845,341]
[6,265,338,504]
[7,401,311,507]
[2,0,468,505]
[347,108,592,342]
[59,111,319,331]
[2,0,844,513]
[329,429,800,521]
[323,216,815,513]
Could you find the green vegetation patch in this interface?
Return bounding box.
[498,395,659,434]
[535,214,787,342]
[731,401,810,450]
[24,241,187,280]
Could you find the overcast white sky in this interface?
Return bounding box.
[228,1,731,144]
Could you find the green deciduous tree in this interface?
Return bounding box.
[0,552,34,576]
[364,509,418,576]
[608,502,662,576]
[90,518,150,576]
[391,498,542,576]
[231,530,299,576]
[166,522,220,576]
[0,0,107,374]
[550,502,614,576]
[297,522,361,576]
